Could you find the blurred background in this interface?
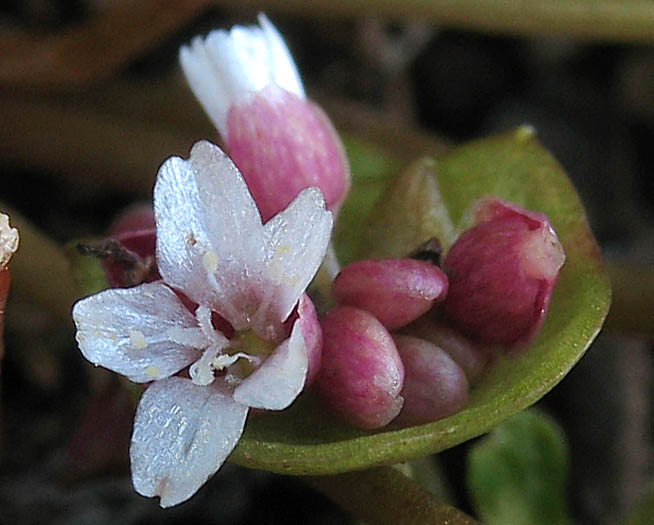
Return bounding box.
[0,1,652,523]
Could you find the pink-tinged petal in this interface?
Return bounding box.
[296,294,322,387]
[72,282,205,383]
[250,187,332,340]
[154,141,266,331]
[179,15,304,137]
[444,197,565,347]
[131,377,248,508]
[316,306,404,429]
[402,318,488,384]
[333,259,448,330]
[228,85,350,221]
[393,335,469,426]
[233,319,308,410]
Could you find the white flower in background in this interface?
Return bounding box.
[179,14,350,222]
[73,140,332,507]
[0,213,19,268]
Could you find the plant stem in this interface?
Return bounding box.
[306,466,477,524]
[212,0,654,43]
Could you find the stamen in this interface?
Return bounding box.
[195,305,229,345]
[165,326,208,348]
[145,365,160,378]
[202,250,219,274]
[213,352,261,370]
[129,329,148,349]
[190,345,221,386]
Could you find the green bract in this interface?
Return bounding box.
[229,127,610,475]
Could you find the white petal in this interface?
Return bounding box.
[154,141,266,331]
[250,187,332,337]
[72,282,204,383]
[258,14,305,100]
[179,15,304,137]
[131,377,248,508]
[179,35,234,136]
[233,320,308,410]
[0,212,19,268]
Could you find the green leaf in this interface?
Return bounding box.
[332,135,401,266]
[230,126,611,476]
[65,239,110,298]
[466,409,572,525]
[356,156,457,260]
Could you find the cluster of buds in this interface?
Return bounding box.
[315,195,565,429]
[316,258,470,428]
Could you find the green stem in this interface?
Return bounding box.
[306,466,477,524]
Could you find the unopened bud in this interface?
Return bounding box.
[316,306,404,429]
[360,157,456,259]
[85,205,158,288]
[180,14,350,221]
[443,197,565,347]
[333,259,448,330]
[402,318,488,384]
[393,335,469,426]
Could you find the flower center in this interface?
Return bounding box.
[188,305,277,387]
[229,330,277,376]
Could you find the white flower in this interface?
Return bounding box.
[72,140,332,507]
[0,213,19,268]
[179,13,305,138]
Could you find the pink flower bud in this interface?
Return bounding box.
[402,318,488,383]
[393,335,469,426]
[180,15,350,222]
[108,203,155,236]
[316,306,404,429]
[443,197,565,347]
[82,205,159,288]
[333,259,448,331]
[227,85,350,221]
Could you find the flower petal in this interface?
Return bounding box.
[154,141,266,331]
[250,187,332,339]
[131,376,248,508]
[179,14,304,137]
[257,14,305,100]
[233,318,308,410]
[72,282,204,383]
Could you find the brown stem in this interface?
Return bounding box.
[209,0,654,44]
[0,0,209,91]
[306,466,477,524]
